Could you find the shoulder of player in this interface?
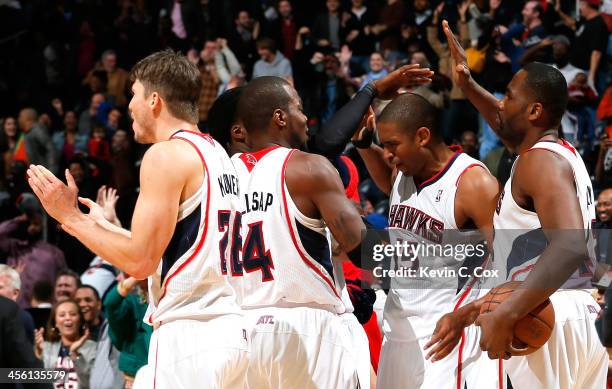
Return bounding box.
[456,164,499,194]
[455,165,500,214]
[514,148,574,191]
[141,140,200,176]
[285,151,342,191]
[287,151,338,181]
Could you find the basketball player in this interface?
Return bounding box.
[26,50,248,388]
[217,75,394,388]
[348,93,503,388]
[425,21,607,388]
[209,84,378,387]
[209,66,433,388]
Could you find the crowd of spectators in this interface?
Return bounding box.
[0,0,610,388]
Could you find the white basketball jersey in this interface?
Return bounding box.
[492,140,596,289]
[229,146,345,313]
[385,151,488,340]
[146,130,243,325]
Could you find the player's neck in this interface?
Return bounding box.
[517,128,558,154]
[248,136,290,151]
[414,144,455,183]
[154,116,199,143]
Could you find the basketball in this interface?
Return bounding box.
[480,281,555,356]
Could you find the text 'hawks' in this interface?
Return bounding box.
[388,204,444,244]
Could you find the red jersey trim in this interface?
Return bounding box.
[239,145,282,172]
[149,134,212,323]
[280,149,341,300]
[526,139,577,156]
[417,152,461,191]
[455,163,486,187]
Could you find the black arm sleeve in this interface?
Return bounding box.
[346,216,389,270]
[313,83,377,159]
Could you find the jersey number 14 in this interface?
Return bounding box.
[218,210,274,281]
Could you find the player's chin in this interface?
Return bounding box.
[395,163,411,176]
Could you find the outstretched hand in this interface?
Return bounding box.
[96,185,120,224]
[27,166,80,224]
[373,64,434,100]
[442,20,471,88]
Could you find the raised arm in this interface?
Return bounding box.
[27,140,192,278]
[314,64,433,159]
[352,107,395,195]
[442,20,502,132]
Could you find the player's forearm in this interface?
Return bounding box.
[461,78,501,133]
[97,217,130,238]
[63,213,153,278]
[498,237,586,320]
[315,84,376,158]
[357,145,392,195]
[456,297,484,326]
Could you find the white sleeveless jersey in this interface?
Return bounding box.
[492,140,596,289]
[385,151,488,340]
[229,147,345,313]
[145,130,243,325]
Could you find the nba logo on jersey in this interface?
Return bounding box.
[435,189,443,202]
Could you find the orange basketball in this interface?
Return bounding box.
[480,281,555,356]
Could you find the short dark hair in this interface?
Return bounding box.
[55,269,81,287]
[256,37,277,52]
[522,62,568,128]
[32,280,54,303]
[237,76,291,134]
[77,284,100,301]
[208,86,245,148]
[130,49,201,123]
[378,93,443,141]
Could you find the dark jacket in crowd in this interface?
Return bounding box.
[0,295,51,389]
[24,124,58,175]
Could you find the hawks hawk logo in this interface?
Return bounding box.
[245,154,257,166]
[200,133,215,145]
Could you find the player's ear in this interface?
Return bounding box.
[415,126,431,147]
[528,102,543,122]
[272,109,287,127]
[231,125,247,142]
[149,91,162,114]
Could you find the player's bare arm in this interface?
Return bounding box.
[28,139,200,278]
[285,151,367,260]
[442,20,501,132]
[475,149,587,359]
[425,167,501,361]
[352,107,397,195]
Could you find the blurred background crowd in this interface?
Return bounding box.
[0,0,610,388]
